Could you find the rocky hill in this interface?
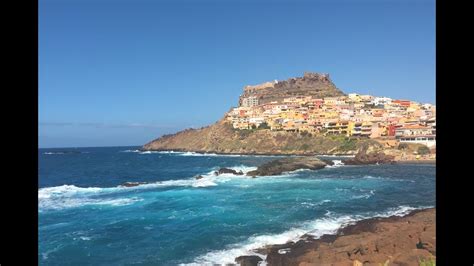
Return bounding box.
[143,72,377,155]
[239,72,344,105]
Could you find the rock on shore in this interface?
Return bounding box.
[246,157,327,177]
[119,182,148,187]
[234,255,263,266]
[214,168,244,176]
[343,145,395,165]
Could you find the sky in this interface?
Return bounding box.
[39,0,435,148]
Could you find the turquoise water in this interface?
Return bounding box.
[39,147,435,265]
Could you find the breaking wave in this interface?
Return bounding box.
[43,151,89,155]
[38,166,260,211]
[351,189,375,199]
[120,149,141,153]
[362,175,416,183]
[326,160,345,168]
[133,150,286,157]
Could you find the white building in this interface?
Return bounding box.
[399,136,436,148]
[371,97,392,106]
[241,96,259,107]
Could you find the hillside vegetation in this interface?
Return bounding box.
[143,119,382,155]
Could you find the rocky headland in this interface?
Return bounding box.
[142,72,436,160]
[142,72,383,156]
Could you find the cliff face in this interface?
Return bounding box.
[142,119,381,155]
[239,72,345,105]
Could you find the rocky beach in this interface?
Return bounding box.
[237,208,436,266]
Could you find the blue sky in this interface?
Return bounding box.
[39,0,435,148]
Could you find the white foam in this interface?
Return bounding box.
[138,150,287,158]
[301,200,331,207]
[192,179,218,187]
[362,175,415,183]
[39,195,143,211]
[120,149,140,153]
[351,189,375,200]
[39,185,103,199]
[38,165,259,211]
[184,205,430,265]
[326,160,345,168]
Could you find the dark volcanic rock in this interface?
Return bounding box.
[120,182,148,187]
[246,157,327,177]
[234,255,263,266]
[320,159,335,166]
[194,175,204,180]
[214,168,244,176]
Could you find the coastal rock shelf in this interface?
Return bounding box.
[254,208,436,266]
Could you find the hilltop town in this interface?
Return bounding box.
[227,72,436,149]
[143,72,436,160]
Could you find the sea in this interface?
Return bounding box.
[39,146,435,265]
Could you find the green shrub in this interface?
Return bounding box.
[338,137,357,151]
[398,143,409,150]
[418,257,436,266]
[417,145,430,155]
[301,144,309,150]
[258,122,270,129]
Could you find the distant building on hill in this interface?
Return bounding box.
[241,96,259,107]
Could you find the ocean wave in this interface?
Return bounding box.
[350,189,375,199]
[38,166,259,211]
[39,195,143,211]
[120,149,141,153]
[362,175,416,183]
[43,151,89,155]
[135,150,287,157]
[301,199,331,208]
[183,205,430,265]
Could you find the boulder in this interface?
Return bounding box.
[194,175,204,180]
[214,168,244,176]
[120,182,148,187]
[234,255,263,266]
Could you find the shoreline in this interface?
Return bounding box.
[394,159,436,164]
[140,148,358,157]
[237,208,435,266]
[141,148,436,164]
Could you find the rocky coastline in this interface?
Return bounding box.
[235,208,436,266]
